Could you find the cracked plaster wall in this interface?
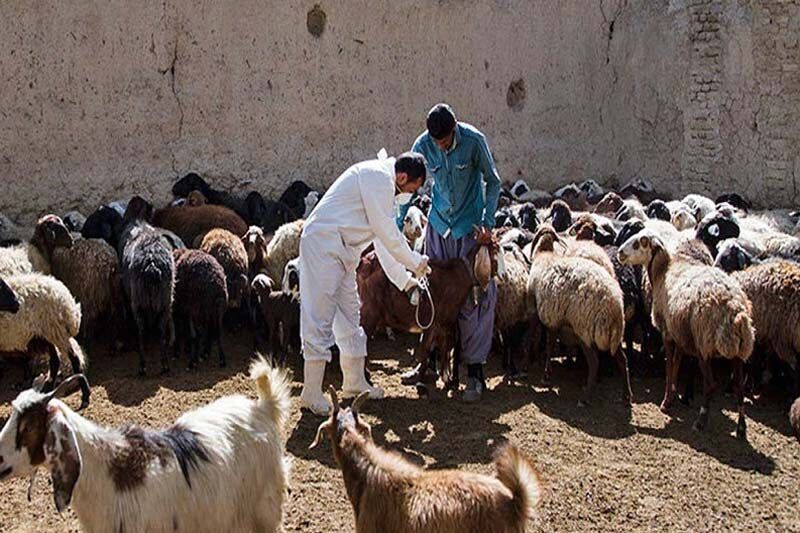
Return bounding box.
[0,0,797,223]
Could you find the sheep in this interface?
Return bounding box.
[526,225,631,406]
[618,230,754,437]
[0,274,89,408]
[671,204,697,231]
[401,206,427,252]
[62,211,86,233]
[791,397,800,442]
[265,219,304,286]
[619,177,659,204]
[714,240,759,273]
[493,241,535,378]
[645,199,672,221]
[0,357,291,533]
[197,228,249,309]
[552,183,588,211]
[729,260,800,398]
[509,179,531,199]
[251,277,300,364]
[545,199,573,232]
[682,193,716,223]
[579,179,606,204]
[594,192,624,215]
[0,212,33,244]
[614,199,648,222]
[0,215,73,277]
[172,248,228,369]
[51,236,124,345]
[82,205,124,248]
[310,387,541,533]
[172,172,295,231]
[279,179,317,220]
[152,201,249,250]
[117,197,176,376]
[716,193,751,213]
[498,227,534,250]
[243,225,269,280]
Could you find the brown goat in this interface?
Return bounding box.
[310,387,541,533]
[357,237,498,392]
[152,203,248,249]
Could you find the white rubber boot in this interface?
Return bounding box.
[300,359,332,416]
[341,356,384,399]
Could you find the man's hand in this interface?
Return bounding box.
[413,255,431,277]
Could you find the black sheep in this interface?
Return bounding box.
[117,197,176,376]
[646,199,672,221]
[172,249,228,369]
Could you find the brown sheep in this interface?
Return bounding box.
[198,229,249,309]
[152,203,248,250]
[618,230,754,437]
[310,388,541,533]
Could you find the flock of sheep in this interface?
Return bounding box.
[0,171,799,531]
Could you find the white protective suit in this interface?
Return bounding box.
[299,157,424,362]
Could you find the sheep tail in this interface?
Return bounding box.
[249,354,292,431]
[493,443,542,523]
[731,311,754,361]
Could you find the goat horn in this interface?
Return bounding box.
[46,374,89,402]
[352,391,370,413]
[309,419,332,450]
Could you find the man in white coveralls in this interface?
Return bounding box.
[299,151,431,415]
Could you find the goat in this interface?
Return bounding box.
[0,358,291,532]
[310,387,541,533]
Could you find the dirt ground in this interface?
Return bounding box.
[1,331,798,533]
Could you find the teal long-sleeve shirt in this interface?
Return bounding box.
[398,122,501,240]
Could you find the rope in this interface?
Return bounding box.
[414,275,435,330]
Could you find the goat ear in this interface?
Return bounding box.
[44,406,81,513]
[352,391,370,413]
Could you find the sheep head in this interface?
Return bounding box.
[34,215,73,251]
[593,192,623,215]
[186,190,207,207]
[568,214,596,241]
[309,387,372,456]
[242,226,267,264]
[548,200,572,232]
[0,277,20,313]
[529,224,563,257]
[617,230,662,266]
[0,375,89,512]
[671,206,696,231]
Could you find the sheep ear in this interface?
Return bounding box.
[44,407,81,513]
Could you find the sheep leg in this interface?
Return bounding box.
[660,343,682,412]
[43,344,61,393]
[187,320,198,370]
[216,310,227,368]
[612,348,633,404]
[135,315,148,377]
[693,358,715,432]
[542,330,557,385]
[158,315,172,375]
[579,346,600,407]
[733,358,747,439]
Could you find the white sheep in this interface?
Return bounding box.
[618,230,754,437]
[0,356,291,533]
[527,225,631,406]
[265,219,304,285]
[0,215,73,277]
[0,273,89,407]
[682,194,716,223]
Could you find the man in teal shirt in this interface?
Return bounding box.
[403,103,501,402]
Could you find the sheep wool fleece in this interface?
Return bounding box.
[300,157,424,361]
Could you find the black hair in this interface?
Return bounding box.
[395,152,427,182]
[426,103,456,140]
